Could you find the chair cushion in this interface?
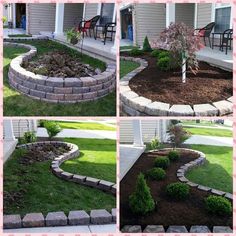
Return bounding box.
[198,29,205,37]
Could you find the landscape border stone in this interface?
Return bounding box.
[120,56,232,116]
[5,41,116,103]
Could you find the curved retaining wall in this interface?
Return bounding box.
[17,141,116,195]
[5,42,116,103]
[120,56,233,116]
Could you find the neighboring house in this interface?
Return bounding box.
[120,120,170,144]
[120,3,233,46]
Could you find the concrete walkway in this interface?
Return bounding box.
[184,135,232,147]
[120,144,145,180]
[4,224,116,233]
[37,128,116,140]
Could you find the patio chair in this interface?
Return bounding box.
[220,29,233,55]
[78,15,100,39]
[102,22,116,45]
[195,22,215,48]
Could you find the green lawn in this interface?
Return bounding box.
[120,59,139,79]
[57,121,116,131]
[4,138,116,216]
[61,138,116,182]
[8,34,32,37]
[183,126,232,137]
[4,40,115,116]
[186,145,232,193]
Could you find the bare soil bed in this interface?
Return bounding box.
[23,51,102,78]
[122,52,232,106]
[120,149,232,231]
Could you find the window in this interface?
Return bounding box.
[100,3,115,25]
[215,6,231,32]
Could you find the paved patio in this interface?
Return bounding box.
[3,28,26,38]
[120,144,145,180]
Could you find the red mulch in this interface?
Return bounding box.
[120,149,232,231]
[122,52,232,106]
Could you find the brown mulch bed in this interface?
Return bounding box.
[122,52,232,106]
[120,149,232,231]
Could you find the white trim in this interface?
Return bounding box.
[12,3,16,28]
[4,120,16,141]
[54,3,65,36]
[194,3,198,28]
[112,3,116,23]
[97,3,102,15]
[132,4,137,46]
[133,120,144,147]
[166,3,175,27]
[211,3,215,23]
[82,3,86,20]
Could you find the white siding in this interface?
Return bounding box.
[63,3,84,31]
[134,3,166,46]
[175,3,195,27]
[196,3,212,28]
[84,3,98,20]
[120,120,170,143]
[27,3,56,35]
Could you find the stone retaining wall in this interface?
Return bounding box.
[17,141,116,195]
[5,41,116,103]
[120,56,233,116]
[4,209,116,229]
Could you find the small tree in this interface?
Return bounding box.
[167,124,187,148]
[44,121,62,139]
[143,36,152,52]
[129,173,155,215]
[158,22,204,83]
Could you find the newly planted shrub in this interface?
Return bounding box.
[166,182,190,200]
[154,156,170,169]
[168,124,187,148]
[151,49,163,57]
[143,36,152,52]
[24,131,37,143]
[168,150,180,161]
[129,48,144,56]
[44,121,62,139]
[146,167,166,180]
[157,56,170,71]
[129,173,155,215]
[205,195,232,216]
[150,137,160,150]
[158,51,170,59]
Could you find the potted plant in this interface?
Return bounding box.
[66,28,81,45]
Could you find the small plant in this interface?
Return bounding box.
[166,182,190,200]
[129,48,144,56]
[146,167,166,180]
[38,120,46,127]
[129,173,155,215]
[150,137,160,150]
[168,124,187,148]
[154,156,170,169]
[205,195,232,216]
[44,121,61,139]
[66,28,81,45]
[168,150,180,161]
[143,36,152,52]
[158,51,170,59]
[157,56,170,71]
[2,16,7,24]
[24,131,37,143]
[151,49,162,57]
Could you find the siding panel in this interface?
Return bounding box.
[84,3,98,20]
[196,3,212,28]
[175,3,195,27]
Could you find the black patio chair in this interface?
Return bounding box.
[220,29,233,55]
[102,22,116,45]
[195,22,215,48]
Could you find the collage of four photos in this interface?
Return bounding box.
[2,1,234,234]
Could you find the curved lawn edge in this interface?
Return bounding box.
[120,56,233,116]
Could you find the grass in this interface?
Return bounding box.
[3,41,116,116]
[120,46,138,50]
[120,59,139,78]
[4,138,116,216]
[56,121,116,131]
[8,34,32,37]
[186,145,232,193]
[183,126,232,137]
[61,138,116,182]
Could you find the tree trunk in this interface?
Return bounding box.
[182,53,186,83]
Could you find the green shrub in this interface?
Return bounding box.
[166,182,190,200]
[129,173,155,215]
[2,16,7,24]
[151,49,163,57]
[158,51,170,59]
[205,195,232,216]
[146,167,166,180]
[24,131,37,143]
[150,137,160,150]
[157,56,170,71]
[154,156,170,169]
[44,121,62,139]
[143,36,152,52]
[168,150,180,161]
[39,120,46,127]
[129,48,143,56]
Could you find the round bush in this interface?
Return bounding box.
[205,195,232,216]
[151,49,162,57]
[129,48,144,56]
[168,150,180,161]
[154,156,170,169]
[166,182,190,200]
[157,56,170,71]
[146,167,166,180]
[158,51,170,59]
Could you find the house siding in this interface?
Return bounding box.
[196,3,212,28]
[63,3,84,31]
[84,3,98,20]
[27,3,56,35]
[120,120,170,143]
[134,3,166,46]
[175,3,195,27]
